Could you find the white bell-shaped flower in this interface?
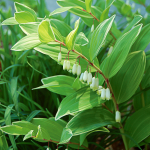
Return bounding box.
[72,64,77,75]
[91,24,94,32]
[58,52,62,62]
[108,46,113,56]
[63,60,67,70]
[87,73,92,84]
[96,78,99,89]
[115,111,121,123]
[77,65,81,76]
[92,78,99,91]
[80,73,84,81]
[90,77,96,90]
[101,88,106,100]
[106,88,111,100]
[97,89,101,95]
[66,60,70,70]
[83,70,88,82]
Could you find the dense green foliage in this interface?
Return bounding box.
[0,0,150,150]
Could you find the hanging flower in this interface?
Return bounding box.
[106,88,111,100]
[83,70,88,81]
[63,60,67,70]
[115,111,121,123]
[101,88,106,100]
[72,64,77,75]
[91,24,94,32]
[66,60,70,70]
[80,73,84,81]
[90,77,96,90]
[77,65,81,76]
[58,52,62,62]
[87,72,92,84]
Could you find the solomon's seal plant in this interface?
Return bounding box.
[1,0,150,150]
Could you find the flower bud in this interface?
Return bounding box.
[107,125,112,129]
[101,88,106,100]
[91,24,94,32]
[87,73,92,84]
[66,60,70,70]
[72,64,77,75]
[63,60,67,70]
[80,73,84,81]
[115,111,121,123]
[106,88,111,100]
[97,90,101,95]
[58,52,62,62]
[108,46,113,56]
[77,65,81,76]
[83,70,88,82]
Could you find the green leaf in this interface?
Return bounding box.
[50,7,73,16]
[14,2,37,21]
[55,87,105,120]
[80,127,109,146]
[66,19,80,50]
[100,0,114,22]
[57,0,93,18]
[34,75,76,96]
[0,125,30,135]
[72,77,82,91]
[50,6,82,16]
[38,19,55,43]
[123,15,142,34]
[110,51,146,104]
[121,4,132,16]
[1,17,18,25]
[23,130,34,141]
[31,118,88,149]
[0,130,9,150]
[15,11,36,23]
[19,22,39,35]
[85,0,92,13]
[59,128,73,144]
[50,19,72,37]
[101,24,142,78]
[61,107,117,140]
[131,24,150,51]
[52,27,64,42]
[11,33,41,51]
[31,118,66,142]
[90,15,115,60]
[12,121,38,133]
[124,104,150,148]
[75,32,89,46]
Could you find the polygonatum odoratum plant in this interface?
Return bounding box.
[1,0,150,150]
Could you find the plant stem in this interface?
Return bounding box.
[120,124,129,150]
[82,9,117,41]
[55,40,129,150]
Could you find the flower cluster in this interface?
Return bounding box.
[58,51,121,124]
[79,70,111,101]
